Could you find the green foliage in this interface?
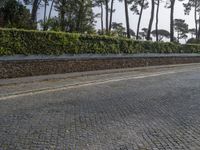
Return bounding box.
[151,29,170,41]
[54,0,95,33]
[174,19,189,42]
[0,0,32,29]
[0,28,198,56]
[181,44,200,53]
[187,38,200,44]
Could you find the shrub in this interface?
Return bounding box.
[181,44,200,53]
[0,28,199,55]
[187,38,200,44]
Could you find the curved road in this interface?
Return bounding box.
[1,64,200,150]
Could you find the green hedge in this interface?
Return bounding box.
[0,28,198,55]
[181,44,200,53]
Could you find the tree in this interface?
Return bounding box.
[94,0,105,33]
[105,0,109,33]
[169,0,175,42]
[183,0,200,39]
[40,16,60,31]
[130,0,148,39]
[139,27,148,39]
[174,19,188,42]
[109,0,115,31]
[55,0,66,31]
[119,0,130,38]
[146,0,155,40]
[48,0,55,20]
[95,0,116,34]
[54,0,96,33]
[124,0,131,38]
[0,0,9,8]
[166,0,185,42]
[43,0,48,31]
[31,0,42,29]
[151,29,170,41]
[111,22,126,36]
[129,28,135,36]
[0,0,32,29]
[188,28,196,38]
[155,0,162,41]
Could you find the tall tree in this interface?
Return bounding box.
[0,0,32,29]
[130,0,148,39]
[55,0,66,31]
[119,0,131,38]
[105,0,109,33]
[155,0,161,41]
[94,0,104,33]
[146,0,155,40]
[31,0,42,29]
[184,0,199,39]
[174,19,188,42]
[48,0,55,20]
[109,0,115,31]
[54,0,95,33]
[166,0,185,42]
[124,0,131,38]
[43,0,48,31]
[170,0,175,42]
[101,2,104,32]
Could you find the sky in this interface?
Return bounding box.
[94,0,195,42]
[38,0,194,42]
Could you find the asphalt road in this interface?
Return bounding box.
[1,64,200,150]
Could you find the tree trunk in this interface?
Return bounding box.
[146,0,155,40]
[105,0,109,33]
[136,0,144,39]
[198,15,200,39]
[43,0,47,31]
[31,0,39,29]
[155,0,160,42]
[124,0,130,38]
[170,0,175,42]
[101,3,104,33]
[60,0,65,32]
[109,0,114,31]
[48,0,55,20]
[76,1,84,32]
[194,0,198,39]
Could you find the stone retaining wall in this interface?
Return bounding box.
[1,56,200,79]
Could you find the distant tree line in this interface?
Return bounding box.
[0,0,199,43]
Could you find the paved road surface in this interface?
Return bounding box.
[1,64,200,150]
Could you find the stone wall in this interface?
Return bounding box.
[1,56,200,79]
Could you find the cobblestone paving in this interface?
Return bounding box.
[1,69,200,150]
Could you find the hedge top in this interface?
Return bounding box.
[0,28,200,55]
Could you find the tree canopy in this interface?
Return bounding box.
[151,29,170,41]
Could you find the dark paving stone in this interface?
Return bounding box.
[1,69,200,149]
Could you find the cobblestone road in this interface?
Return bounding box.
[1,65,200,150]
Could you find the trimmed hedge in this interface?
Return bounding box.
[0,28,199,55]
[181,44,200,53]
[187,38,200,44]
